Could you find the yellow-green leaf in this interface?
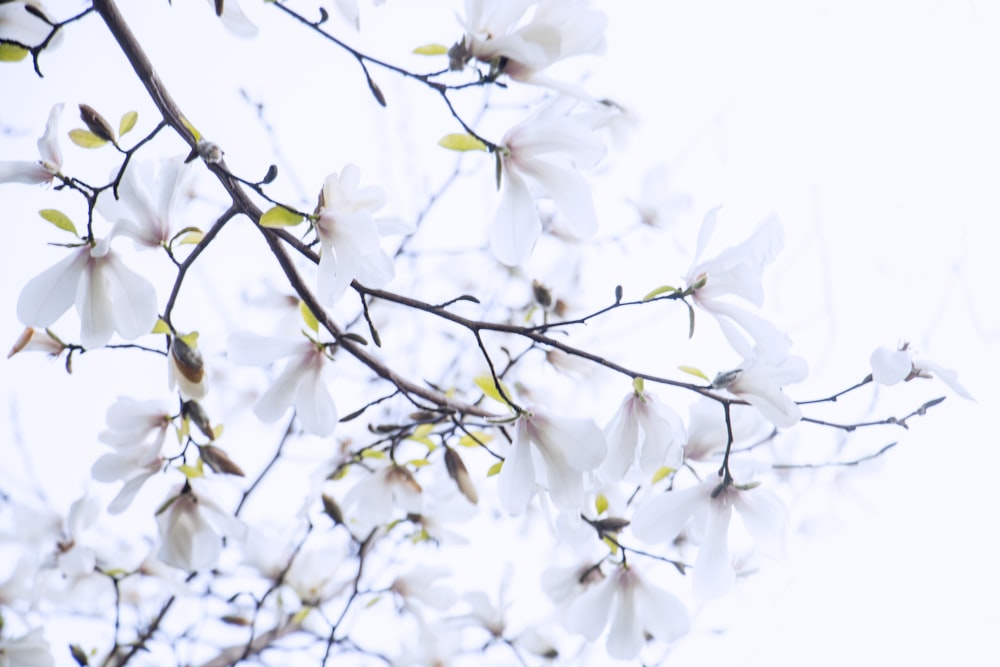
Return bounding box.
[413,43,448,55]
[474,375,513,407]
[178,458,205,479]
[595,494,609,515]
[487,461,503,477]
[602,536,618,555]
[119,110,138,137]
[68,129,109,149]
[259,205,304,228]
[406,458,431,468]
[412,423,434,438]
[361,450,386,460]
[438,133,488,152]
[180,331,199,347]
[678,365,709,382]
[364,595,382,609]
[152,318,172,334]
[458,431,493,448]
[176,230,204,245]
[651,466,674,484]
[291,607,311,625]
[38,209,78,235]
[632,376,645,394]
[176,418,190,445]
[0,44,30,62]
[298,300,319,332]
[212,424,225,440]
[642,285,677,301]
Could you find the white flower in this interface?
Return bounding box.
[313,165,395,303]
[91,398,172,513]
[715,351,808,428]
[871,344,973,400]
[632,474,787,601]
[684,397,767,462]
[687,209,790,362]
[631,164,692,229]
[6,327,65,358]
[566,563,688,659]
[0,627,54,667]
[228,331,336,436]
[16,239,159,350]
[156,482,245,571]
[168,336,208,401]
[97,156,193,250]
[0,103,63,185]
[0,2,52,46]
[601,386,686,482]
[391,565,456,611]
[341,465,423,530]
[205,0,258,37]
[491,104,606,265]
[497,408,606,514]
[283,534,351,605]
[460,0,606,84]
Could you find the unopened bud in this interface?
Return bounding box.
[532,280,553,310]
[711,368,742,390]
[171,337,205,384]
[387,465,422,494]
[69,644,89,666]
[322,493,344,526]
[79,104,116,144]
[7,327,65,358]
[199,445,244,477]
[444,447,478,505]
[196,139,223,164]
[182,400,214,440]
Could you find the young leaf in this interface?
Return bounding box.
[595,493,609,515]
[651,466,674,484]
[678,365,709,382]
[458,431,493,448]
[438,133,488,152]
[176,230,204,245]
[642,285,677,301]
[119,110,139,137]
[413,43,448,55]
[151,318,172,334]
[299,300,319,332]
[38,209,78,235]
[259,205,304,228]
[68,129,108,149]
[474,375,513,407]
[0,44,30,62]
[486,461,503,477]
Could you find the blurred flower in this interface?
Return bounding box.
[391,565,456,611]
[871,344,973,400]
[92,398,172,513]
[98,156,194,250]
[0,627,54,667]
[491,103,605,265]
[313,164,395,303]
[228,331,337,436]
[630,164,692,229]
[498,408,606,514]
[566,563,688,659]
[205,0,258,37]
[156,482,245,571]
[686,209,790,362]
[341,465,423,530]
[684,397,767,462]
[714,350,808,428]
[168,336,208,400]
[7,327,65,358]
[0,103,63,185]
[601,386,685,481]
[16,238,159,350]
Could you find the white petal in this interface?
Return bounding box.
[734,485,788,559]
[253,355,308,423]
[566,571,615,640]
[107,472,156,514]
[497,424,536,515]
[601,395,640,481]
[693,502,735,601]
[633,577,689,642]
[16,247,88,328]
[0,161,53,184]
[157,493,219,571]
[914,358,974,400]
[605,578,643,659]
[490,167,541,266]
[294,364,337,436]
[355,248,395,289]
[103,252,159,340]
[637,395,686,473]
[77,256,116,349]
[518,157,598,237]
[870,347,912,385]
[38,103,64,169]
[530,412,606,472]
[228,331,308,365]
[631,481,710,545]
[214,0,258,37]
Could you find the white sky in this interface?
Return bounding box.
[2,0,999,664]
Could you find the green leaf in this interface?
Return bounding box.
[678,365,709,382]
[119,110,138,137]
[151,318,172,334]
[474,375,513,407]
[411,423,434,438]
[651,466,674,484]
[259,205,304,228]
[68,129,108,149]
[642,285,677,301]
[291,607,311,625]
[632,376,645,394]
[177,458,205,479]
[438,133,488,152]
[175,230,204,245]
[180,331,199,347]
[0,44,30,62]
[487,461,503,477]
[38,209,78,235]
[602,536,618,555]
[406,458,431,468]
[458,431,493,448]
[595,494,609,515]
[413,43,448,55]
[361,449,386,460]
[299,300,319,333]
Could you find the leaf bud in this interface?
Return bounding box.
[196,139,223,164]
[322,493,344,526]
[531,279,553,310]
[79,104,116,144]
[199,445,245,477]
[182,400,214,440]
[444,447,478,505]
[171,336,205,384]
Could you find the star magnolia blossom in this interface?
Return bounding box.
[631,164,692,230]
[686,209,790,363]
[97,156,193,250]
[156,482,245,572]
[228,331,337,436]
[313,165,395,303]
[91,398,172,513]
[566,563,689,659]
[632,474,788,601]
[601,387,686,482]
[16,238,159,350]
[341,464,423,530]
[715,350,808,428]
[0,103,63,185]
[0,627,54,667]
[497,409,607,514]
[491,105,606,265]
[6,327,65,358]
[460,0,606,84]
[870,344,973,400]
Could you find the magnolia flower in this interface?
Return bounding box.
[91,398,172,513]
[497,408,606,514]
[601,386,686,481]
[156,482,245,571]
[686,209,790,362]
[871,344,973,400]
[0,103,63,185]
[491,104,606,265]
[204,0,258,37]
[16,239,159,350]
[283,534,351,606]
[630,164,692,229]
[714,350,808,428]
[632,474,787,601]
[566,563,689,659]
[684,397,766,462]
[0,1,51,44]
[97,156,193,250]
[313,165,395,303]
[340,465,423,530]
[391,565,456,611]
[228,331,337,436]
[459,0,606,84]
[7,327,65,358]
[0,627,54,667]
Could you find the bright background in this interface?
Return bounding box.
[2,0,998,665]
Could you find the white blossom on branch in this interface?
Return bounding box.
[871,343,974,400]
[97,156,194,250]
[155,481,245,572]
[0,103,63,185]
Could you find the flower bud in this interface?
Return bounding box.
[182,400,214,440]
[199,445,244,477]
[79,104,116,144]
[171,337,204,384]
[444,447,478,505]
[7,327,65,358]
